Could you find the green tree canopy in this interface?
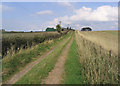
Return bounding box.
[56,24,61,33]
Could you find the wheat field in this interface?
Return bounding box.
[75,30,118,84]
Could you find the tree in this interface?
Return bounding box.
[56,24,61,33]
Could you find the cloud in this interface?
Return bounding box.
[47,5,118,24]
[31,10,53,16]
[36,10,53,15]
[58,2,73,7]
[1,5,14,11]
[70,5,118,21]
[58,2,74,10]
[46,5,118,30]
[47,16,70,25]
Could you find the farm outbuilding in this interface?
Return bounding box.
[46,27,56,31]
[81,27,92,31]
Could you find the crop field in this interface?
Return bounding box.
[2,31,70,82]
[75,30,118,84]
[2,30,118,85]
[77,31,118,55]
[2,31,68,57]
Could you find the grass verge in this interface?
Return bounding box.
[2,31,72,82]
[63,34,84,84]
[15,32,73,84]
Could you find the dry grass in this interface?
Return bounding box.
[75,31,118,84]
[78,31,118,55]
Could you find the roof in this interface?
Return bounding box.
[46,27,56,31]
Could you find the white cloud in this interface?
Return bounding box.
[48,5,118,24]
[58,2,74,10]
[58,2,73,7]
[36,10,53,15]
[1,5,14,11]
[47,18,58,25]
[46,16,71,28]
[70,5,118,22]
[46,5,118,30]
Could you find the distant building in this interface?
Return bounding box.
[46,27,56,31]
[81,27,92,31]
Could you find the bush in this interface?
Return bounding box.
[2,31,68,58]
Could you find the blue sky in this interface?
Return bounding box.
[2,2,118,31]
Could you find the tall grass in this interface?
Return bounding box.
[2,31,71,82]
[15,32,73,84]
[76,31,118,84]
[2,31,68,57]
[78,31,118,55]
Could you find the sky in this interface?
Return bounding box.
[2,2,118,31]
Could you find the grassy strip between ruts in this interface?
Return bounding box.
[63,34,84,84]
[14,32,73,84]
[2,31,73,82]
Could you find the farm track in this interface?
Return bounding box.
[41,38,73,84]
[4,47,56,85]
[4,36,71,85]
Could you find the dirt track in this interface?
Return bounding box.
[41,38,73,84]
[4,36,71,85]
[4,47,56,85]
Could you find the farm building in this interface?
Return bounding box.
[46,27,56,31]
[81,27,92,31]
